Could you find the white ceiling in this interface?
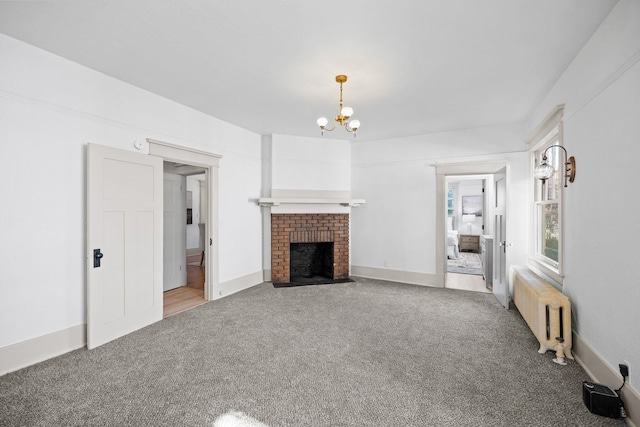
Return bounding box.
[0,1,618,142]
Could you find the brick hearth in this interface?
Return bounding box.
[271,213,349,283]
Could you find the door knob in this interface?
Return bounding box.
[498,241,511,252]
[93,249,104,268]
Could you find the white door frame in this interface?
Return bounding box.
[435,161,507,287]
[147,139,222,301]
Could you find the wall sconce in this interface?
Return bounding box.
[533,144,576,187]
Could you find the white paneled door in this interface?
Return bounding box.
[87,143,163,349]
[493,167,509,309]
[163,173,186,291]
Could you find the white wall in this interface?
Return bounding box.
[0,34,263,349]
[525,0,640,391]
[271,134,350,191]
[351,123,528,280]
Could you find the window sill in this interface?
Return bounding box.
[528,257,563,290]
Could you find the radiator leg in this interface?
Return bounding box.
[552,338,567,365]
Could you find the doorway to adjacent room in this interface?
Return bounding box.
[445,175,491,294]
[162,166,208,317]
[436,161,510,307]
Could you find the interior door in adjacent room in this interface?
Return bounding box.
[163,173,187,291]
[87,143,163,349]
[493,167,509,308]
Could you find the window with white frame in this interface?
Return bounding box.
[529,106,564,283]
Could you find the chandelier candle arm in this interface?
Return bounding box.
[317,74,361,137]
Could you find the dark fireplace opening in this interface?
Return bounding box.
[290,242,334,281]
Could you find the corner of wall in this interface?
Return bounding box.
[350,265,444,288]
[218,270,264,299]
[573,332,640,427]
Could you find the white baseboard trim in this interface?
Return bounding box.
[351,265,443,287]
[573,332,639,427]
[0,272,262,377]
[219,270,263,298]
[0,324,86,376]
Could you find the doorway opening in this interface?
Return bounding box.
[148,138,221,306]
[445,174,491,294]
[436,161,509,307]
[162,164,207,317]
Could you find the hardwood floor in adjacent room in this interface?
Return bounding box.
[445,272,492,293]
[163,254,207,318]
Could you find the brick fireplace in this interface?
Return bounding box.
[271,213,349,283]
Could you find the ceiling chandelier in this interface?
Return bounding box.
[316,75,361,137]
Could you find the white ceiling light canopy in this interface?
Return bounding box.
[317,75,361,137]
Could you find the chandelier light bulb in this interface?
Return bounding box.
[349,119,360,130]
[317,117,329,127]
[341,106,353,117]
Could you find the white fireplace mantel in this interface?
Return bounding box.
[258,190,365,213]
[258,198,364,208]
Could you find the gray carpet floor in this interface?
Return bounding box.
[0,278,627,427]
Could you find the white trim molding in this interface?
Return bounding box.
[435,160,508,287]
[218,271,263,298]
[351,265,443,288]
[0,325,86,376]
[148,138,221,301]
[526,104,564,148]
[146,138,222,165]
[258,189,365,213]
[258,198,365,208]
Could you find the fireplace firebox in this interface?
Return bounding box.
[290,242,334,280]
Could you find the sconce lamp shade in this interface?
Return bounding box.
[534,162,555,180]
[533,144,576,187]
